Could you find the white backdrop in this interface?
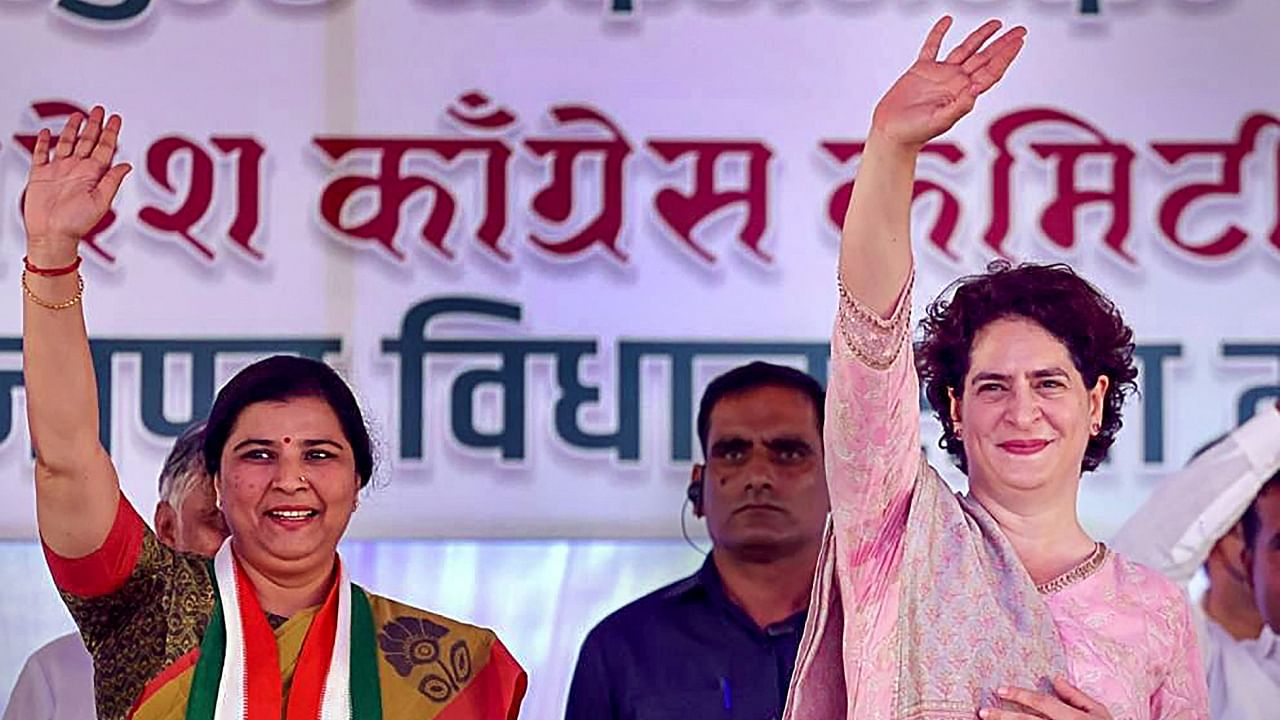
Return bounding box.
[0,0,1276,540]
[0,0,1277,717]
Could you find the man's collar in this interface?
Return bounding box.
[661,554,721,601]
[663,554,808,632]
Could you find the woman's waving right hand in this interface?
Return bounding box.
[23,106,131,265]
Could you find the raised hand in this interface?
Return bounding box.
[22,106,131,264]
[870,16,1026,150]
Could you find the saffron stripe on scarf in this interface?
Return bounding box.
[235,560,284,719]
[286,568,341,718]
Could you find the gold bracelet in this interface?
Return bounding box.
[21,270,84,310]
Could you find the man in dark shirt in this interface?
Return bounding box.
[565,361,830,720]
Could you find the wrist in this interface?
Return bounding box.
[25,237,81,268]
[864,128,923,163]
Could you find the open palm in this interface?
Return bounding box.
[872,17,1026,148]
[23,106,130,253]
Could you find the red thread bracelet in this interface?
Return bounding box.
[23,255,82,277]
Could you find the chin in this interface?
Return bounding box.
[977,461,1057,492]
[732,532,801,557]
[257,530,337,564]
[251,544,317,565]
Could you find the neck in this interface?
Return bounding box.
[233,543,337,618]
[712,543,817,629]
[968,477,1094,585]
[1203,580,1265,641]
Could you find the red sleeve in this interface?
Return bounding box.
[43,496,145,598]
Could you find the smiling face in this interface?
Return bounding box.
[952,317,1109,497]
[216,395,360,580]
[696,385,829,563]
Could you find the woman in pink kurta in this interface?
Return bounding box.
[783,17,1208,720]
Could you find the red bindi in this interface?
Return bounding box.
[283,436,292,445]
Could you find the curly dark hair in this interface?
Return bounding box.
[915,260,1138,475]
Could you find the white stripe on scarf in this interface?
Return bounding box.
[211,540,353,720]
[319,562,352,720]
[213,541,248,720]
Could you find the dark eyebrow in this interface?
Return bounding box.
[1029,368,1071,379]
[710,437,752,454]
[970,372,1011,384]
[764,436,815,453]
[971,368,1071,384]
[231,438,346,452]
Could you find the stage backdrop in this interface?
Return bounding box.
[1,0,1276,542]
[0,1,1277,717]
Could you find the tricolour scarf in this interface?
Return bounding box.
[185,542,383,720]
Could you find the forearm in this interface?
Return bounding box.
[837,132,919,319]
[24,240,119,557]
[23,243,102,472]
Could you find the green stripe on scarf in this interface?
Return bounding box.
[186,594,225,720]
[350,586,382,719]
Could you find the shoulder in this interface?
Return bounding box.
[1109,551,1189,607]
[581,573,700,651]
[17,632,92,682]
[31,633,93,667]
[366,591,505,662]
[363,590,526,714]
[11,633,94,703]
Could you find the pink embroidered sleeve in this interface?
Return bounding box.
[826,271,920,586]
[1149,591,1211,719]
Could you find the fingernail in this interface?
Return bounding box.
[978,710,990,719]
[995,687,1009,696]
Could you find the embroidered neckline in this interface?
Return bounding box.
[1035,542,1109,595]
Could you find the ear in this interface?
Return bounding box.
[213,474,224,511]
[947,387,962,429]
[689,465,705,518]
[155,501,178,549]
[1088,375,1111,432]
[1242,542,1257,592]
